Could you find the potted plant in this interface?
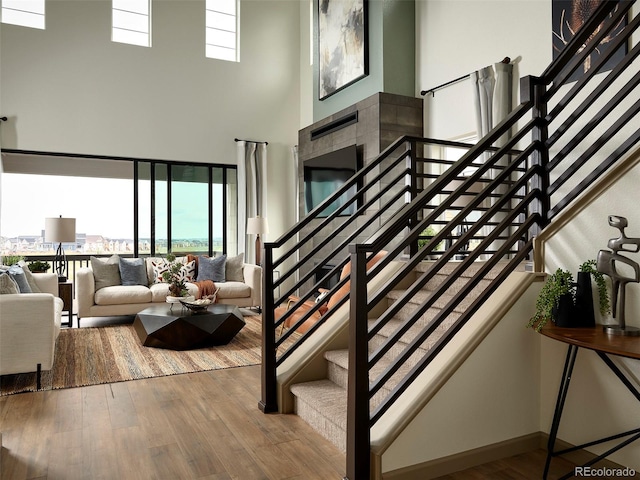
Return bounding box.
[1,255,24,266]
[527,259,610,332]
[162,253,190,299]
[27,260,51,273]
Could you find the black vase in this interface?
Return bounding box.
[573,271,596,327]
[553,293,574,327]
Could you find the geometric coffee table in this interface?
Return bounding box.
[133,303,245,350]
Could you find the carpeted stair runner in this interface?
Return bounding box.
[289,261,509,452]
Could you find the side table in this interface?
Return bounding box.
[58,281,73,327]
[540,324,640,479]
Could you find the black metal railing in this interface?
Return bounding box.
[260,2,639,478]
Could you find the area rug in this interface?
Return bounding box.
[0,314,271,396]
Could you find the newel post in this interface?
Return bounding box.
[521,75,550,234]
[344,244,370,480]
[259,244,278,413]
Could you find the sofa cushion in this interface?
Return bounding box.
[91,255,121,291]
[0,272,20,294]
[225,253,244,282]
[94,285,152,306]
[197,255,226,282]
[216,281,250,299]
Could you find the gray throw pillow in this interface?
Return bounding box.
[91,255,121,291]
[119,257,148,286]
[197,255,226,282]
[0,272,20,294]
[7,265,32,293]
[225,252,244,282]
[18,260,42,293]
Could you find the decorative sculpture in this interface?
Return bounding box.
[596,215,640,336]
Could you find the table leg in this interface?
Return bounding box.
[543,344,579,480]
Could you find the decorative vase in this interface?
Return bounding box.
[553,293,574,327]
[573,271,596,327]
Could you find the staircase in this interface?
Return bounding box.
[260,2,640,479]
[289,260,516,452]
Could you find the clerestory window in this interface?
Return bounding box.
[206,0,238,62]
[112,0,150,48]
[1,0,45,29]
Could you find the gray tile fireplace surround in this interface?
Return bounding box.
[297,92,423,293]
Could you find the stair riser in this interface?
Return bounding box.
[293,396,346,452]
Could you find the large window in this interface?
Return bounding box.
[1,0,45,29]
[0,152,237,259]
[206,0,238,62]
[112,0,150,47]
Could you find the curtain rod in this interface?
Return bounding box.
[234,138,268,145]
[420,57,511,97]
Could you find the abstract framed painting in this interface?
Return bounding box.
[318,0,368,100]
[552,0,627,82]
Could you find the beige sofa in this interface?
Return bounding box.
[76,256,262,324]
[0,272,63,389]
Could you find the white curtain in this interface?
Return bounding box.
[470,66,496,139]
[236,141,268,262]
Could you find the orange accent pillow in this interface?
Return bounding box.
[326,250,387,310]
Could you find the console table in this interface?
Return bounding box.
[540,324,640,479]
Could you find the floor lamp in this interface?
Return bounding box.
[45,216,76,282]
[247,217,269,266]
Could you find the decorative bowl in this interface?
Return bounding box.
[179,298,214,313]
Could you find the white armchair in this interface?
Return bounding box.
[0,272,63,389]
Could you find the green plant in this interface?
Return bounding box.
[579,259,610,317]
[1,255,24,266]
[27,260,51,273]
[527,260,610,332]
[418,226,443,250]
[162,253,188,297]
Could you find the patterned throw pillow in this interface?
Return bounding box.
[179,260,197,282]
[151,259,171,284]
[151,259,196,284]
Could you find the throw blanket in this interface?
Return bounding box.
[194,280,218,301]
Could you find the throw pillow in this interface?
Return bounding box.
[179,259,197,282]
[7,265,32,293]
[119,257,148,286]
[197,255,226,282]
[225,253,244,282]
[18,260,42,293]
[0,272,19,294]
[150,259,171,284]
[91,255,121,291]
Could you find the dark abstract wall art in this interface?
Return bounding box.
[552,0,627,82]
[318,0,368,100]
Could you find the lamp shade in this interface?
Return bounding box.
[45,217,76,243]
[246,217,269,235]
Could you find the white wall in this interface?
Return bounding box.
[0,0,304,240]
[417,0,551,139]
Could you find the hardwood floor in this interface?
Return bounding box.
[1,365,345,479]
[3,365,638,479]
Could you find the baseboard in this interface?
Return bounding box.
[381,432,635,479]
[381,432,541,479]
